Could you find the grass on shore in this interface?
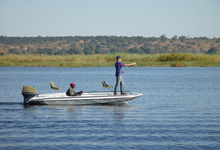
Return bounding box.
[0,53,220,67]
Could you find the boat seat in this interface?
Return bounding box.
[102,80,113,89]
[50,81,62,92]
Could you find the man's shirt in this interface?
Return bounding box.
[115,61,125,76]
[66,87,76,96]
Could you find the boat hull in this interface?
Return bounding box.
[26,92,143,105]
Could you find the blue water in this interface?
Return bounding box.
[0,67,220,150]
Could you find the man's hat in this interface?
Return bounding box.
[116,56,121,59]
[70,83,76,86]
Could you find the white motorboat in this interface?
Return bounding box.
[22,86,143,105]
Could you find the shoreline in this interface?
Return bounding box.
[0,53,220,67]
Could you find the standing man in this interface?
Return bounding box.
[114,56,136,95]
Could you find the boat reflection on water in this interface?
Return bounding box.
[23,103,134,122]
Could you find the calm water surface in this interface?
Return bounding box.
[0,67,220,150]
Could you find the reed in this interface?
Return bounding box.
[0,53,220,67]
[159,53,218,62]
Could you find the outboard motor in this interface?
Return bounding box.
[22,86,37,105]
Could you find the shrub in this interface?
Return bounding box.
[171,62,187,67]
[159,53,217,62]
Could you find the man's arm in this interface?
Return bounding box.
[73,91,83,96]
[71,89,83,96]
[125,63,136,67]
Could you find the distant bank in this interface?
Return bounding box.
[0,53,220,67]
[1,36,220,55]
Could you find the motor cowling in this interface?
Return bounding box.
[22,86,37,105]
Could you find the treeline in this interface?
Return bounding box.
[0,35,220,55]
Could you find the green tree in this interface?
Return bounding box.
[207,47,218,54]
[128,47,143,54]
[95,45,103,54]
[179,36,186,42]
[83,47,93,55]
[160,34,167,42]
[8,48,22,54]
[171,35,178,41]
[110,48,119,54]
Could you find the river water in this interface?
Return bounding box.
[0,67,220,150]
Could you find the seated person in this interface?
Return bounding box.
[66,83,83,96]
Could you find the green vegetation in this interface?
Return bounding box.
[0,36,220,55]
[1,53,220,67]
[1,36,219,67]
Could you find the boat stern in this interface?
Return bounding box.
[22,86,37,105]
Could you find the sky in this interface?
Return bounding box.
[0,0,219,38]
